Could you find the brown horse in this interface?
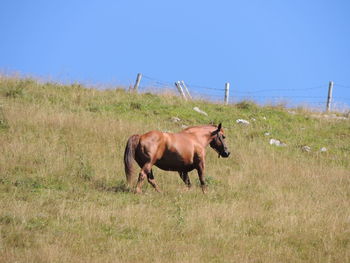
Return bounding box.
[123,123,230,193]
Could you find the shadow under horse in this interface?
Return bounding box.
[123,123,230,193]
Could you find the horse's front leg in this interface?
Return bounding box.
[196,162,207,194]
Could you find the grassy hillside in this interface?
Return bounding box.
[0,77,349,262]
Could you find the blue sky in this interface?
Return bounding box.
[1,0,350,109]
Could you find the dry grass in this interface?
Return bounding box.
[0,77,349,262]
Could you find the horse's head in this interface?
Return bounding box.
[210,123,230,158]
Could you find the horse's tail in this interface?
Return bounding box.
[124,134,140,186]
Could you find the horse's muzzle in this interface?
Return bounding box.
[221,151,230,158]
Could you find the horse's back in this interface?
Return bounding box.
[140,130,194,146]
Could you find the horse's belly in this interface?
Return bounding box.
[154,158,195,172]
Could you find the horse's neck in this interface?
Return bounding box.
[195,132,212,147]
[184,126,215,147]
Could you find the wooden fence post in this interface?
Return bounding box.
[181,80,192,100]
[224,82,230,105]
[133,73,142,92]
[175,81,187,100]
[326,81,333,112]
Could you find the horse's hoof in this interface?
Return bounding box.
[135,188,142,194]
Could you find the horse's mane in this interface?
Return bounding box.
[182,124,217,133]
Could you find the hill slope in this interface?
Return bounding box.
[0,77,349,262]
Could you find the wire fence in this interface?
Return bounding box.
[136,74,350,112]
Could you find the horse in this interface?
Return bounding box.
[123,123,230,193]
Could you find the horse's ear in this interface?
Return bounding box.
[211,123,222,136]
[217,123,222,131]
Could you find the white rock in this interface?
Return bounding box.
[321,114,347,120]
[335,116,347,120]
[193,107,208,116]
[251,118,256,122]
[181,124,188,129]
[269,139,279,145]
[269,139,287,147]
[236,119,250,125]
[171,117,181,122]
[320,147,327,152]
[301,146,311,152]
[262,116,267,120]
[264,132,270,136]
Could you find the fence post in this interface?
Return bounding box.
[181,80,192,100]
[224,82,230,104]
[175,81,187,101]
[133,73,142,92]
[326,81,333,112]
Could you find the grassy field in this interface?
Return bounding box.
[0,77,349,262]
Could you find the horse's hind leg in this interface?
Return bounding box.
[147,169,161,193]
[135,164,160,193]
[135,171,146,194]
[178,172,191,189]
[135,163,150,194]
